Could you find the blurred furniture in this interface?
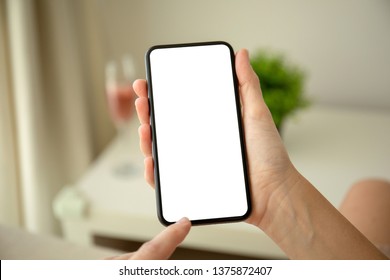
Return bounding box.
[0,225,121,260]
[54,105,390,259]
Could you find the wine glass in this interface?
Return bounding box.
[106,54,136,128]
[105,54,138,177]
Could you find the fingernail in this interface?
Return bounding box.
[177,217,190,224]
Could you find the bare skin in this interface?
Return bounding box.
[340,178,390,255]
[106,217,191,260]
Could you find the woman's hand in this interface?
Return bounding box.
[106,217,191,260]
[133,49,298,230]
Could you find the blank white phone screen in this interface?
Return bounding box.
[148,43,250,224]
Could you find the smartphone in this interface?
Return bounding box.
[146,41,251,226]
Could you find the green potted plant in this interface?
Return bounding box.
[250,50,308,133]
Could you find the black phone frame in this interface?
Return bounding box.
[145,41,252,226]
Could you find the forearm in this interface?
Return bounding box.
[259,168,387,259]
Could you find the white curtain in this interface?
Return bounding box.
[0,0,114,235]
[0,0,21,228]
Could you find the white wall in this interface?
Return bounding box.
[99,0,390,110]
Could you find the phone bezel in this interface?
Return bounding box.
[145,41,251,226]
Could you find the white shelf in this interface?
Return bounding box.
[284,106,390,208]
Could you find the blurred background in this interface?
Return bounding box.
[0,0,389,259]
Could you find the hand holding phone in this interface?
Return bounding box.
[146,41,251,225]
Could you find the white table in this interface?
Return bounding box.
[54,105,390,259]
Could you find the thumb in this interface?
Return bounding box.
[131,217,191,260]
[235,49,268,120]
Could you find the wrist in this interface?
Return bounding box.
[245,161,303,232]
[256,164,304,234]
[254,167,320,258]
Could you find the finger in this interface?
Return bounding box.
[144,156,155,188]
[105,252,134,260]
[235,49,267,120]
[131,217,191,260]
[138,123,152,156]
[133,79,148,98]
[135,97,150,125]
